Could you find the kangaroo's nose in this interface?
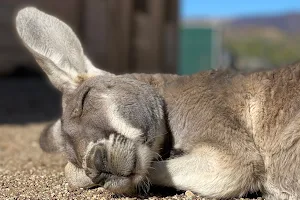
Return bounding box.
[85,144,110,184]
[93,145,107,172]
[86,144,107,173]
[85,136,137,179]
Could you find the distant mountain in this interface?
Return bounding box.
[183,12,300,33]
[229,12,300,33]
[182,11,300,69]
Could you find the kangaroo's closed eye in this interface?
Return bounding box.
[81,88,91,108]
[71,87,91,118]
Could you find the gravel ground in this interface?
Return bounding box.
[0,123,264,200]
[0,77,263,200]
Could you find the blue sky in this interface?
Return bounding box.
[181,0,300,18]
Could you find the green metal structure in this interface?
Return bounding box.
[179,26,221,75]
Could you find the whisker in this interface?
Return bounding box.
[142,182,147,194]
[143,176,151,194]
[137,182,143,195]
[152,151,163,161]
[145,176,152,187]
[137,179,149,196]
[147,165,155,170]
[145,132,168,145]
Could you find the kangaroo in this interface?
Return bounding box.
[16,7,300,200]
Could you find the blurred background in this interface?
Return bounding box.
[0,0,300,124]
[181,0,300,73]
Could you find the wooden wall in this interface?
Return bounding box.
[0,0,178,75]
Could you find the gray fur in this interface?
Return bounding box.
[16,7,166,194]
[16,7,300,200]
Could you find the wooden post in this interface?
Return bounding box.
[106,0,134,74]
[132,0,178,73]
[164,0,178,73]
[83,0,109,71]
[120,0,134,73]
[147,0,166,72]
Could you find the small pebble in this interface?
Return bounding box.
[185,190,195,197]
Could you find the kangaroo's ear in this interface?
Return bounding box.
[39,120,64,153]
[16,7,112,93]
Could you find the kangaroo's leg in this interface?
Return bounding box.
[258,116,300,200]
[262,149,300,200]
[149,144,263,199]
[262,145,300,200]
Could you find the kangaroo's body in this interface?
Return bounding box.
[15,7,300,199]
[128,64,300,199]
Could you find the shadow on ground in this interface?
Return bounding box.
[0,66,61,124]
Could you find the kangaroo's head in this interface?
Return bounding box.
[16,7,166,195]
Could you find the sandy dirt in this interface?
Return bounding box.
[0,77,263,200]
